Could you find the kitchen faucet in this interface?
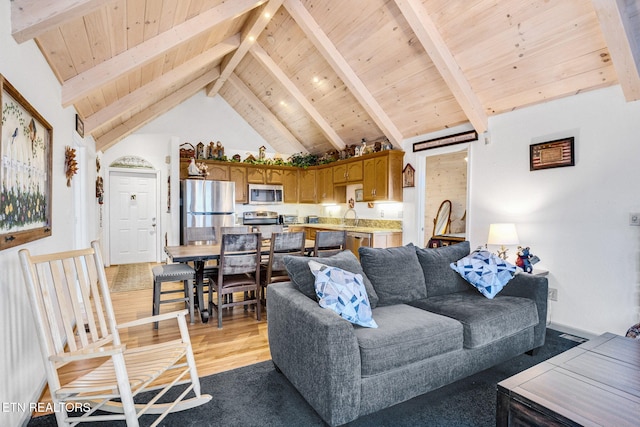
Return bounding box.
[343,208,359,227]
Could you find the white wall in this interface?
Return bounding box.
[472,85,640,336]
[0,3,96,426]
[137,91,276,155]
[405,86,640,337]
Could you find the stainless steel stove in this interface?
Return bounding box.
[242,211,279,226]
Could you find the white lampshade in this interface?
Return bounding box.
[487,223,519,246]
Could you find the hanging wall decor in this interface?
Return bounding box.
[402,163,415,187]
[0,74,53,250]
[413,130,478,152]
[530,137,575,171]
[65,146,78,186]
[75,114,84,138]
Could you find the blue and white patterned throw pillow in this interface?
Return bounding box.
[308,260,378,328]
[450,249,521,299]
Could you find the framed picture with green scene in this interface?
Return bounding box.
[1,74,53,250]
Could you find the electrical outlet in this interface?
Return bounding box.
[548,288,558,301]
[380,209,384,218]
[630,213,640,226]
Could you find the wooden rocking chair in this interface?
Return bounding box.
[19,241,211,427]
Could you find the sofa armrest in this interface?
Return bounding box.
[500,273,548,348]
[267,281,361,426]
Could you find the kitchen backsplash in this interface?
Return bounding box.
[319,217,402,230]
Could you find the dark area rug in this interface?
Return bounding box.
[28,329,585,427]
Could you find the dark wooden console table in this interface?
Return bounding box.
[497,332,639,426]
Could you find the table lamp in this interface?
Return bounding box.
[487,223,519,260]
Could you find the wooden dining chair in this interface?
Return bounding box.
[313,230,347,258]
[207,233,261,328]
[256,224,284,240]
[19,241,211,427]
[260,231,305,302]
[185,226,217,245]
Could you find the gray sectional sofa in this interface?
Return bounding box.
[266,242,548,426]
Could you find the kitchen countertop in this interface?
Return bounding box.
[288,223,402,234]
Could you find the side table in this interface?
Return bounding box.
[497,332,639,426]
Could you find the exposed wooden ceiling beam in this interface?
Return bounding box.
[11,0,113,43]
[283,0,403,147]
[225,73,308,154]
[61,0,266,107]
[84,36,239,133]
[249,43,345,150]
[592,0,640,101]
[394,0,488,134]
[95,68,220,152]
[206,0,284,97]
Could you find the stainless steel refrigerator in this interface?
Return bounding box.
[180,179,236,244]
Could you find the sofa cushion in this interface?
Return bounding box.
[284,250,379,308]
[358,244,426,306]
[409,290,539,349]
[450,249,520,299]
[353,304,463,376]
[308,260,378,328]
[415,241,471,297]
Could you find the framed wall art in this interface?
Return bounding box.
[413,130,478,152]
[1,74,53,250]
[75,114,84,138]
[530,137,575,171]
[403,163,415,187]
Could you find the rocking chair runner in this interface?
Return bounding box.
[19,241,211,427]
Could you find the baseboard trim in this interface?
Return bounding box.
[548,322,599,341]
[20,376,47,427]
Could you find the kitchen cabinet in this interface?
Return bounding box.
[283,169,298,203]
[246,167,265,184]
[207,163,230,181]
[266,168,284,184]
[299,169,317,203]
[333,160,363,184]
[180,150,404,204]
[316,166,334,203]
[179,159,229,180]
[372,232,402,248]
[363,151,403,202]
[229,164,247,203]
[246,166,285,184]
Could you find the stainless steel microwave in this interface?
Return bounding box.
[248,184,284,205]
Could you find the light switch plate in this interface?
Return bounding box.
[630,213,640,226]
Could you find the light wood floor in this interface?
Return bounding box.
[34,263,271,416]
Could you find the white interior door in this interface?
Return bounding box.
[109,170,158,264]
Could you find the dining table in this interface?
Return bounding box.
[164,239,315,323]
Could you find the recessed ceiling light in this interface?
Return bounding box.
[264,12,271,18]
[313,76,320,83]
[248,36,255,42]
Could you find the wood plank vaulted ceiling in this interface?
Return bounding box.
[10,0,640,155]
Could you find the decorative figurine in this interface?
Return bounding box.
[208,141,216,159]
[258,145,266,160]
[216,141,224,159]
[196,142,205,159]
[516,246,540,273]
[196,162,209,177]
[188,158,200,175]
[355,139,367,157]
